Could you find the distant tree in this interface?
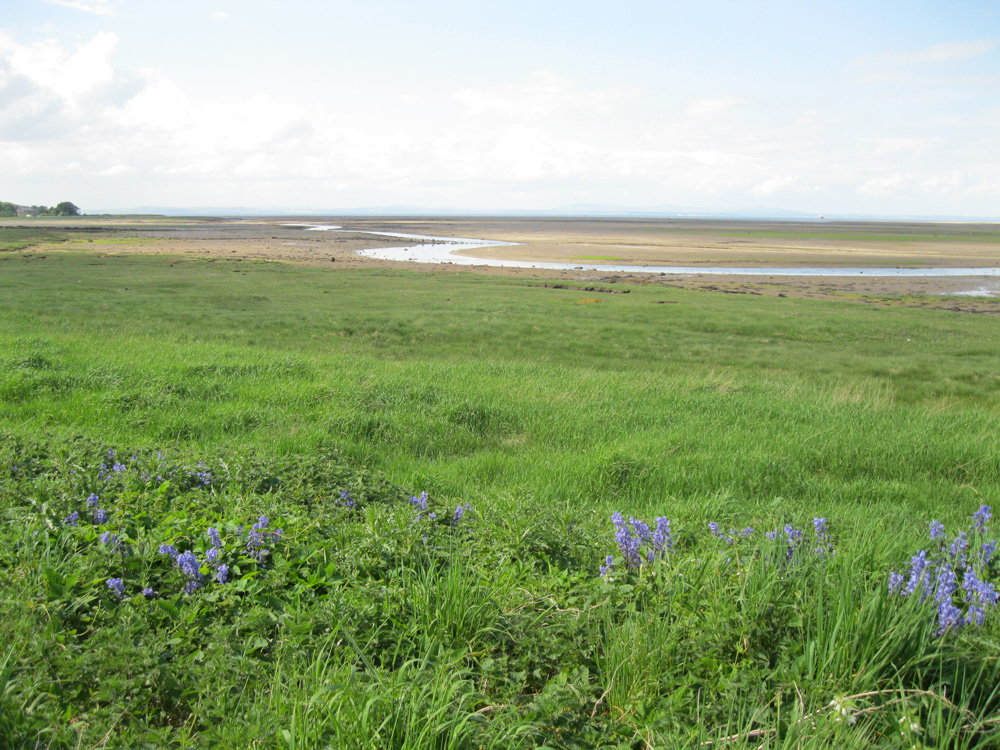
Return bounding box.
[0,202,16,217]
[54,201,80,216]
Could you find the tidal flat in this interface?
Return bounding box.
[2,220,1000,747]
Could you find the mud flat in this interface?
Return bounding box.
[12,215,1000,310]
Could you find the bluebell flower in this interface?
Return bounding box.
[962,569,999,620]
[106,578,125,599]
[100,531,119,546]
[741,527,755,537]
[112,462,126,473]
[611,512,642,568]
[207,527,222,549]
[86,493,100,508]
[948,532,969,567]
[452,503,471,524]
[94,508,108,524]
[176,550,202,579]
[64,511,79,526]
[813,517,834,558]
[709,521,734,545]
[629,517,652,543]
[653,517,672,553]
[245,516,274,562]
[903,550,930,599]
[933,562,958,605]
[216,564,230,584]
[159,544,179,557]
[888,570,906,594]
[599,555,615,578]
[936,600,964,635]
[930,520,946,541]
[205,547,220,566]
[184,581,202,595]
[784,524,803,544]
[980,540,996,568]
[142,587,156,599]
[973,505,992,534]
[410,492,428,512]
[783,524,804,561]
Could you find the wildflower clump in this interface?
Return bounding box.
[888,505,998,635]
[600,511,673,577]
[154,517,283,597]
[601,513,837,579]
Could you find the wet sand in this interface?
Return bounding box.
[8,216,1000,312]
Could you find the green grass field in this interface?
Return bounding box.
[3,243,1000,748]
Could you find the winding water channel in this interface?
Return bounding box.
[290,224,1000,279]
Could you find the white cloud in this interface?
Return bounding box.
[895,40,996,64]
[454,70,639,119]
[212,12,231,20]
[1,29,999,214]
[919,171,962,193]
[857,174,906,196]
[684,97,744,120]
[856,40,996,68]
[41,0,116,16]
[9,31,117,107]
[866,136,936,155]
[752,175,798,196]
[115,68,190,130]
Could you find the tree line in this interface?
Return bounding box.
[0,201,80,217]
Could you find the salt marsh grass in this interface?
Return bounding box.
[3,249,1000,746]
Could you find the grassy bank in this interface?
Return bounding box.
[3,248,1000,747]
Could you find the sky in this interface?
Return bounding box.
[1,0,999,216]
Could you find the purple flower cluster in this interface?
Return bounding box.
[410,492,437,522]
[188,461,212,487]
[155,519,280,596]
[106,577,125,599]
[604,511,672,574]
[336,490,357,509]
[759,522,831,567]
[173,550,204,594]
[813,517,834,559]
[708,523,755,546]
[888,506,998,635]
[63,492,112,528]
[452,503,471,525]
[410,491,428,512]
[243,516,281,562]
